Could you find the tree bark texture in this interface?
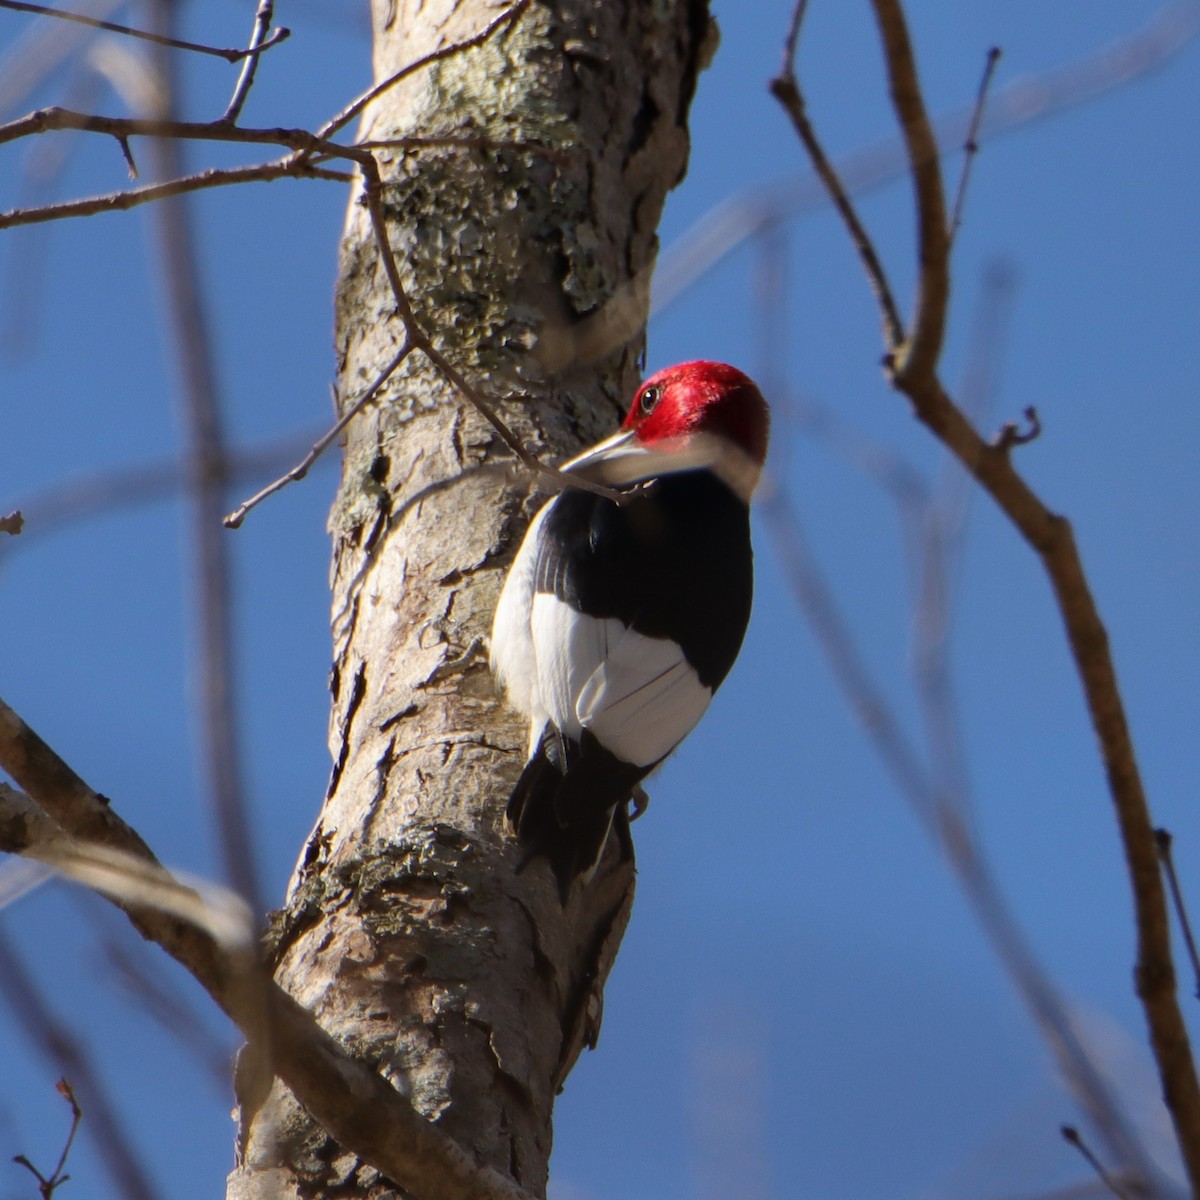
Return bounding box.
[228,3,712,1197]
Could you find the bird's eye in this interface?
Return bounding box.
[638,385,661,416]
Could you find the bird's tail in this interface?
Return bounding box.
[506,728,645,903]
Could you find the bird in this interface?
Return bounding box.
[490,360,770,902]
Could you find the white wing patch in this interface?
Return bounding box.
[530,594,712,768]
[490,501,553,722]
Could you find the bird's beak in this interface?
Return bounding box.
[560,429,644,486]
[561,430,761,500]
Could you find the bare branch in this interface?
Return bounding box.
[646,3,1200,377]
[783,0,1200,1186]
[221,0,282,123]
[0,107,321,151]
[0,0,290,62]
[869,0,950,377]
[769,5,906,349]
[0,159,352,230]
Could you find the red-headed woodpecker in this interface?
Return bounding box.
[491,361,770,901]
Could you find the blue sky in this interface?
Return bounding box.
[1,2,1199,1198]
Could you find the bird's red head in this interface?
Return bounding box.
[621,361,770,469]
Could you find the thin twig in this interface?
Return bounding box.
[769,1,906,349]
[0,0,290,62]
[1060,1126,1135,1200]
[313,0,532,144]
[778,0,811,73]
[948,46,1002,243]
[354,159,626,505]
[224,339,415,528]
[1156,828,1200,999]
[0,159,353,230]
[11,1078,82,1200]
[993,404,1042,451]
[221,0,279,123]
[0,931,161,1200]
[48,1080,82,1194]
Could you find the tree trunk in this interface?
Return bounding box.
[227,3,712,1197]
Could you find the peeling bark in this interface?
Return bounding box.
[228,3,712,1197]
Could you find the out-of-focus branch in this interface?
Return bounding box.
[142,0,261,917]
[0,928,161,1200]
[0,1,290,62]
[0,426,327,550]
[0,699,535,1200]
[753,138,1154,1184]
[88,917,232,1088]
[0,0,122,119]
[760,480,1155,1179]
[913,263,1017,828]
[1061,1126,1137,1200]
[774,0,1200,1190]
